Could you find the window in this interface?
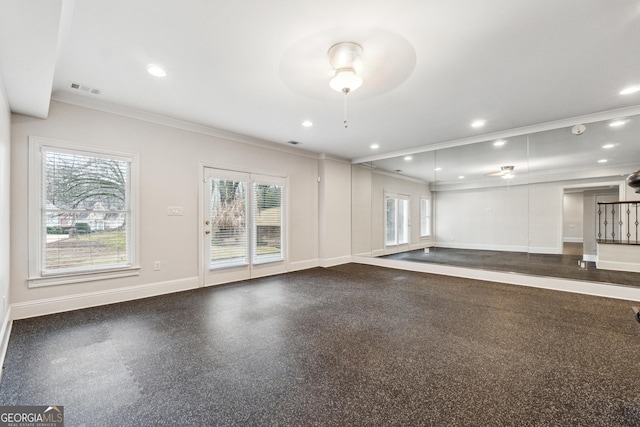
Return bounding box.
[385,193,409,246]
[207,169,285,269]
[29,137,139,285]
[209,175,249,268]
[420,197,431,237]
[252,182,283,264]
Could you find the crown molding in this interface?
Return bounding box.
[50,92,322,161]
[352,105,640,164]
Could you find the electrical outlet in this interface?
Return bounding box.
[154,261,161,271]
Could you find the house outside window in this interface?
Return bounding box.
[29,137,139,286]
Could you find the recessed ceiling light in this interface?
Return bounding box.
[302,120,313,127]
[602,144,615,149]
[493,139,506,147]
[620,85,640,95]
[598,159,608,163]
[609,120,627,127]
[434,167,442,172]
[471,120,486,128]
[458,175,465,179]
[370,144,379,150]
[147,65,166,77]
[404,156,413,161]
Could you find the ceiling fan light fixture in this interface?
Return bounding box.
[328,42,363,70]
[327,42,364,128]
[487,165,515,178]
[329,68,363,93]
[327,42,363,93]
[501,165,515,179]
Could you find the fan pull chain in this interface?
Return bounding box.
[343,87,350,128]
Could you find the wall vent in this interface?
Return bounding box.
[69,82,101,95]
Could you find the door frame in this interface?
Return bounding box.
[383,190,411,255]
[198,162,289,287]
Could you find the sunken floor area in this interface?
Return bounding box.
[2,264,640,426]
[382,247,640,287]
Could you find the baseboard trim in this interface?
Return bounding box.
[596,260,640,274]
[0,307,12,383]
[288,259,320,272]
[410,242,433,251]
[11,277,200,320]
[319,255,352,268]
[435,242,529,253]
[563,238,584,243]
[528,246,562,255]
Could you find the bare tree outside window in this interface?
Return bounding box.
[207,177,284,268]
[44,150,131,272]
[210,179,248,264]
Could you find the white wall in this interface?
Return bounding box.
[563,192,583,242]
[0,76,11,327]
[351,164,373,256]
[528,183,563,254]
[10,101,327,317]
[435,184,529,252]
[318,157,352,265]
[434,179,628,255]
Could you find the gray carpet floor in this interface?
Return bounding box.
[2,264,640,426]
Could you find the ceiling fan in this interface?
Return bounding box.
[486,165,515,179]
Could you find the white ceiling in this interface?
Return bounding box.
[371,115,640,186]
[1,0,640,161]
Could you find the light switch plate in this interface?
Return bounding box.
[167,206,183,216]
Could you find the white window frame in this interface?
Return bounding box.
[251,173,285,265]
[420,196,432,238]
[207,169,251,269]
[385,192,410,247]
[204,168,286,271]
[28,136,140,287]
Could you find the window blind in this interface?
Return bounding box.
[252,182,283,264]
[209,178,249,268]
[42,148,131,274]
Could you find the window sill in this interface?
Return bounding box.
[28,266,141,288]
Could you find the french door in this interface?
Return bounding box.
[201,167,286,286]
[385,192,410,253]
